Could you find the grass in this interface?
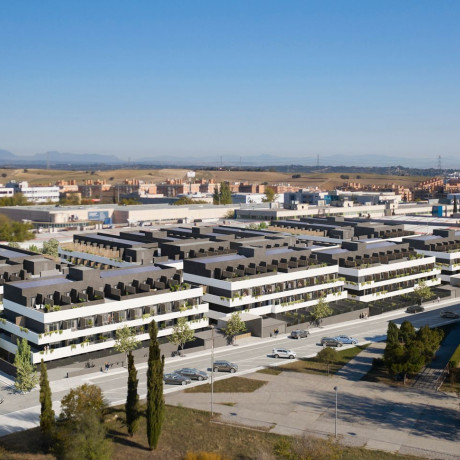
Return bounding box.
[0,404,421,460]
[256,367,283,375]
[217,402,237,407]
[361,365,406,386]
[280,345,369,376]
[184,376,266,393]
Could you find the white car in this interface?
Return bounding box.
[272,348,296,359]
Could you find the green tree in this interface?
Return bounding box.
[8,241,20,248]
[39,359,55,450]
[28,244,40,253]
[126,352,139,437]
[399,320,416,344]
[454,196,458,214]
[224,312,247,344]
[416,324,443,363]
[309,297,333,326]
[0,215,34,242]
[169,317,195,354]
[213,182,232,205]
[42,238,60,258]
[55,384,111,460]
[0,192,29,206]
[386,322,400,347]
[14,338,38,393]
[262,186,276,203]
[316,347,337,376]
[146,320,165,450]
[413,281,434,305]
[173,197,208,205]
[114,325,140,363]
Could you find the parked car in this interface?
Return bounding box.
[335,335,358,345]
[213,360,238,373]
[163,373,191,386]
[320,337,343,347]
[440,310,460,319]
[175,368,209,381]
[272,348,296,359]
[290,329,310,339]
[406,305,425,313]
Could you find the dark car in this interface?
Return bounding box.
[406,305,425,313]
[213,360,238,373]
[163,373,191,386]
[175,368,209,381]
[320,337,343,347]
[290,329,310,340]
[440,310,460,319]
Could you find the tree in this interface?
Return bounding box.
[42,238,60,258]
[454,196,458,214]
[416,324,443,363]
[0,214,34,242]
[146,320,165,450]
[14,338,38,393]
[262,186,276,203]
[386,322,400,347]
[413,281,433,305]
[55,384,111,460]
[316,347,337,376]
[213,182,232,205]
[173,197,208,205]
[399,320,416,345]
[224,312,246,344]
[39,359,55,450]
[309,297,333,326]
[169,317,195,354]
[0,192,29,206]
[114,325,140,363]
[28,244,40,253]
[126,352,140,437]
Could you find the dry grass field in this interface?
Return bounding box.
[0,167,428,190]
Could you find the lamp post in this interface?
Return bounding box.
[333,386,338,439]
[210,325,215,417]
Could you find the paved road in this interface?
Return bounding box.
[1,299,459,437]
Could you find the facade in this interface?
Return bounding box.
[405,229,460,283]
[184,245,346,322]
[6,181,59,203]
[316,240,440,303]
[1,263,208,365]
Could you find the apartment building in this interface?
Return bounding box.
[316,240,440,303]
[6,181,59,203]
[183,245,346,323]
[404,229,460,283]
[0,264,208,365]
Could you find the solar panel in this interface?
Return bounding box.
[0,248,28,259]
[321,248,349,254]
[193,254,245,264]
[265,248,295,255]
[99,265,162,278]
[10,277,72,288]
[79,234,143,245]
[366,241,396,249]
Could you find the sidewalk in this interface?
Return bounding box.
[337,342,385,382]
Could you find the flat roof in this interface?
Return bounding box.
[0,248,30,259]
[99,265,163,278]
[10,277,71,288]
[78,234,144,245]
[192,254,246,264]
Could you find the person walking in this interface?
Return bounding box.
[104,362,109,373]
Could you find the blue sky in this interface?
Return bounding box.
[0,1,459,163]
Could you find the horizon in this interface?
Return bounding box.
[1,1,459,162]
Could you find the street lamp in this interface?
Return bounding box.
[210,325,215,417]
[333,386,338,439]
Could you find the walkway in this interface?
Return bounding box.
[337,342,386,382]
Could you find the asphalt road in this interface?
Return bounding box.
[0,300,459,437]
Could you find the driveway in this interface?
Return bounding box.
[166,370,460,460]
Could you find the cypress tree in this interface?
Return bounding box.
[39,359,55,450]
[125,351,139,436]
[146,320,164,450]
[454,196,458,214]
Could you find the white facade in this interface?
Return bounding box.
[6,181,59,203]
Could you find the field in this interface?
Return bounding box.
[0,167,427,190]
[0,404,420,460]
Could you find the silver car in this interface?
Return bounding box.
[272,348,296,359]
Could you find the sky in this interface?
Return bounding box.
[0,1,459,164]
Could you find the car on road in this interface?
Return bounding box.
[175,368,209,381]
[272,348,296,359]
[406,305,425,313]
[335,335,358,345]
[163,373,191,386]
[290,329,310,339]
[320,337,343,347]
[440,310,460,319]
[213,360,238,373]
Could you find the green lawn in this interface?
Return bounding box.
[280,345,369,376]
[256,367,283,376]
[184,376,266,393]
[0,404,422,460]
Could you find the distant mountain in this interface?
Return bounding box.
[0,149,123,165]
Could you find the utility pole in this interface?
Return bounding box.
[334,386,338,439]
